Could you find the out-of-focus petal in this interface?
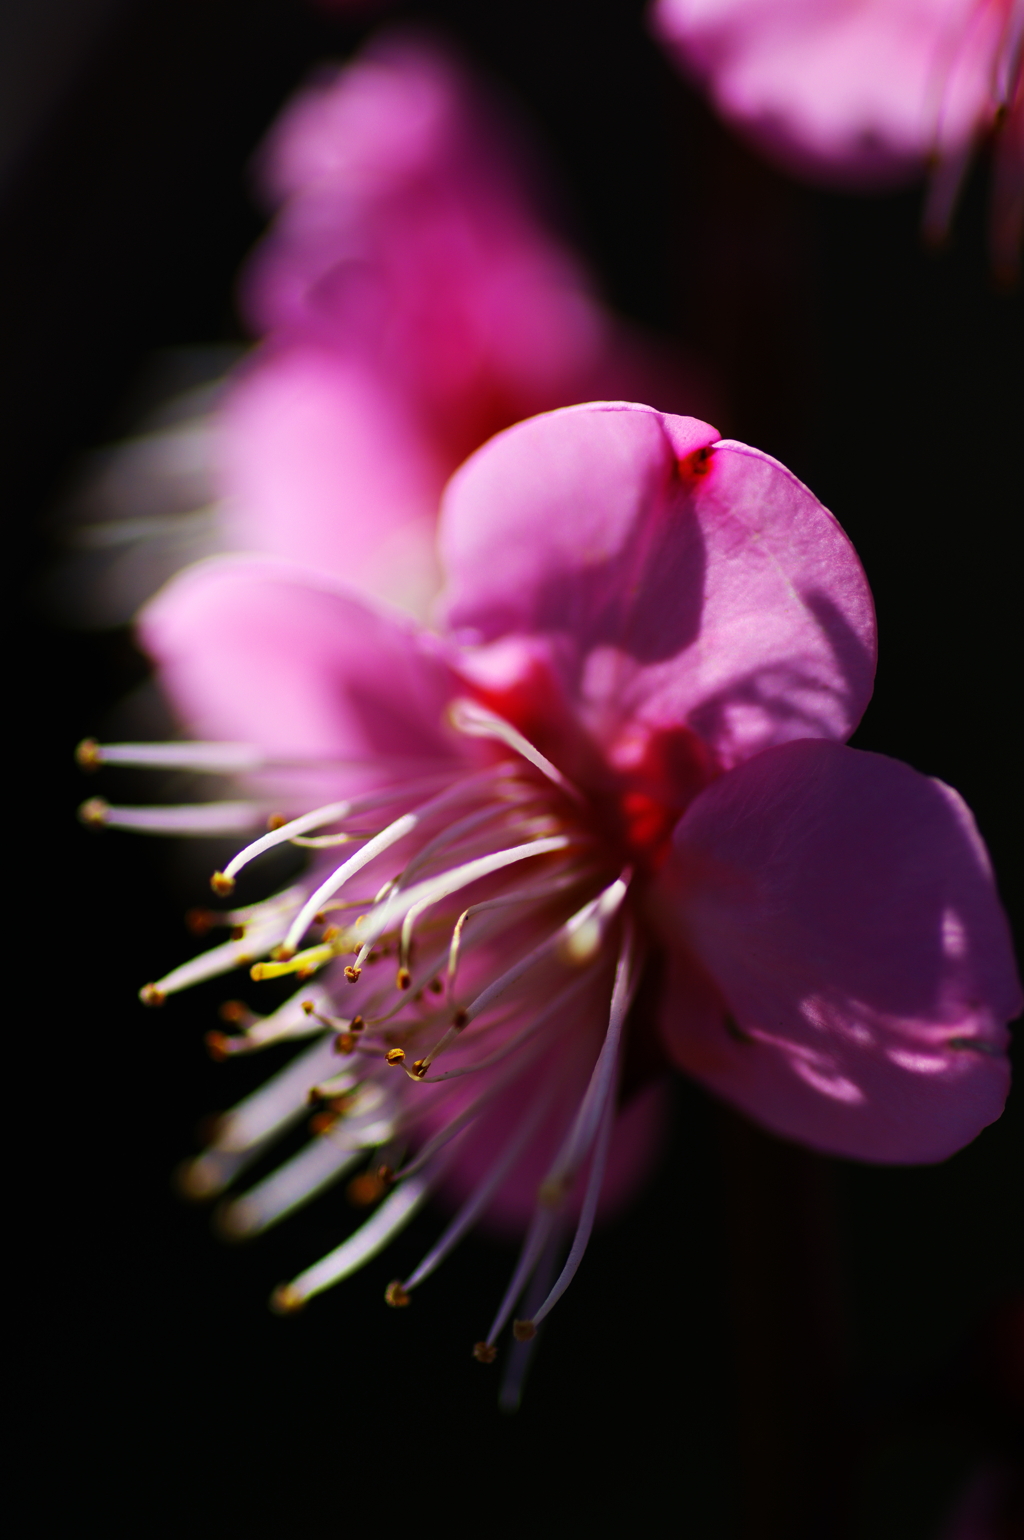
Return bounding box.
[138,557,464,767]
[650,0,1008,189]
[656,738,1020,1163]
[440,403,876,773]
[216,346,445,620]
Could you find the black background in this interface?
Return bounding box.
[5,2,1021,1535]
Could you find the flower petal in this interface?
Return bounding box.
[216,346,445,620]
[439,403,876,773]
[137,557,465,766]
[650,0,1004,190]
[656,739,1019,1163]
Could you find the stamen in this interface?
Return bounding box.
[458,875,628,1029]
[282,813,420,956]
[80,800,267,835]
[449,699,585,804]
[269,1175,432,1311]
[445,870,586,1000]
[526,928,638,1330]
[401,1078,559,1293]
[540,919,638,1199]
[76,740,265,774]
[217,1138,362,1239]
[417,969,594,1084]
[482,1206,558,1349]
[220,982,334,1052]
[393,1022,561,1181]
[528,1097,616,1331]
[142,889,306,1001]
[206,1019,339,1154]
[390,834,573,977]
[75,740,454,777]
[498,1230,563,1413]
[214,799,358,892]
[178,1028,341,1198]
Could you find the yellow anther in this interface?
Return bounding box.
[269,1284,305,1315]
[384,1281,411,1308]
[78,797,109,827]
[75,738,102,770]
[210,871,235,897]
[139,983,166,1007]
[350,1015,365,1032]
[386,1048,406,1066]
[347,1171,385,1207]
[396,967,412,991]
[266,813,287,831]
[411,1059,428,1078]
[301,999,316,1015]
[250,942,334,982]
[219,1000,248,1024]
[344,964,361,983]
[321,925,341,942]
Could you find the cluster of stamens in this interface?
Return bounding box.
[77,707,643,1403]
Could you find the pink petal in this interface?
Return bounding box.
[650,0,1005,189]
[216,345,445,619]
[439,403,876,772]
[655,738,1019,1162]
[137,557,465,767]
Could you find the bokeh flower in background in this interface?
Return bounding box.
[51,30,712,628]
[80,402,1020,1392]
[650,0,1023,271]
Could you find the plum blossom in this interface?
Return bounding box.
[651,0,1023,269]
[78,402,1020,1376]
[55,32,709,628]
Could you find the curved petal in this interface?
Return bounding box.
[216,346,445,621]
[137,557,466,770]
[655,739,1019,1163]
[439,402,876,772]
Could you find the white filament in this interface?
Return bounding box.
[93,801,268,834]
[84,741,265,772]
[449,699,584,803]
[282,766,520,955]
[214,1023,339,1153]
[219,1139,363,1238]
[280,1177,432,1306]
[402,1078,559,1292]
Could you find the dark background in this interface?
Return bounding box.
[5,2,1021,1535]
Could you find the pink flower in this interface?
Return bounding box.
[651,0,1023,267]
[81,402,1019,1368]
[216,32,710,617]
[56,34,711,630]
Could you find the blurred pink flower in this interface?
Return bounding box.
[83,402,1019,1366]
[215,32,709,618]
[651,0,1023,267]
[55,34,709,630]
